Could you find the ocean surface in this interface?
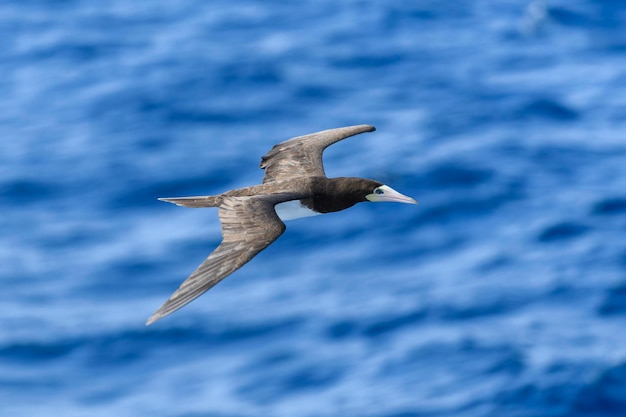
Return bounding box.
[2,1,626,416]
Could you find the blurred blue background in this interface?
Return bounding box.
[2,1,626,416]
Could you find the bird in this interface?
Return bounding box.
[146,124,417,325]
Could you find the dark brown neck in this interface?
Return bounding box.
[302,177,382,213]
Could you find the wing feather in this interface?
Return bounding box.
[146,193,304,325]
[260,124,375,183]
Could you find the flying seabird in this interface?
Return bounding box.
[146,124,417,325]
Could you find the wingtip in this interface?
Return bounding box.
[145,310,163,326]
[349,124,375,134]
[157,197,193,207]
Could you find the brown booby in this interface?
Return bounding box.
[146,125,417,325]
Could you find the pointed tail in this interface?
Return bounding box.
[158,196,221,208]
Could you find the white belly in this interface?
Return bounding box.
[275,200,320,221]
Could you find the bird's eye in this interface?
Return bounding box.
[375,188,384,195]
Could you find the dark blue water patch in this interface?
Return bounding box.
[110,258,168,278]
[383,2,444,26]
[495,358,601,417]
[281,362,345,390]
[598,283,626,316]
[80,319,306,367]
[620,251,626,270]
[174,232,223,256]
[451,339,526,376]
[325,319,360,340]
[244,349,298,371]
[108,175,231,211]
[0,318,307,374]
[496,53,559,73]
[164,107,273,125]
[236,356,346,403]
[81,258,178,300]
[496,381,580,417]
[321,307,429,341]
[516,98,579,122]
[0,340,77,363]
[361,307,428,338]
[330,52,406,69]
[413,189,519,226]
[550,2,626,32]
[546,283,582,299]
[383,2,472,25]
[195,315,307,346]
[592,197,626,216]
[217,61,284,86]
[135,135,171,152]
[176,413,244,417]
[1,179,59,204]
[1,330,170,369]
[476,253,514,273]
[420,164,494,189]
[367,411,432,417]
[423,103,500,137]
[127,326,215,348]
[364,233,467,267]
[94,88,288,131]
[436,294,530,321]
[278,222,372,252]
[27,40,123,63]
[328,292,534,342]
[380,339,525,383]
[293,83,338,101]
[602,37,626,54]
[572,362,626,416]
[4,171,139,213]
[537,221,589,243]
[80,334,148,369]
[36,222,114,251]
[526,145,611,179]
[549,6,593,29]
[0,373,67,397]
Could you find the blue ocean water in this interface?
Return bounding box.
[2,0,626,416]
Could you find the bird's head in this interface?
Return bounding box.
[318,178,418,213]
[364,182,418,205]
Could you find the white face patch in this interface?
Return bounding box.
[275,200,320,221]
[366,184,418,204]
[366,185,393,202]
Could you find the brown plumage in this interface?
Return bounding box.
[147,125,417,325]
[260,125,376,183]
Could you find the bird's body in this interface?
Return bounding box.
[147,125,417,325]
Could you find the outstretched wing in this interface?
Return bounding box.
[260,124,375,183]
[146,193,304,325]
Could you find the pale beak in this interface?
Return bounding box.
[367,185,419,204]
[381,187,418,204]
